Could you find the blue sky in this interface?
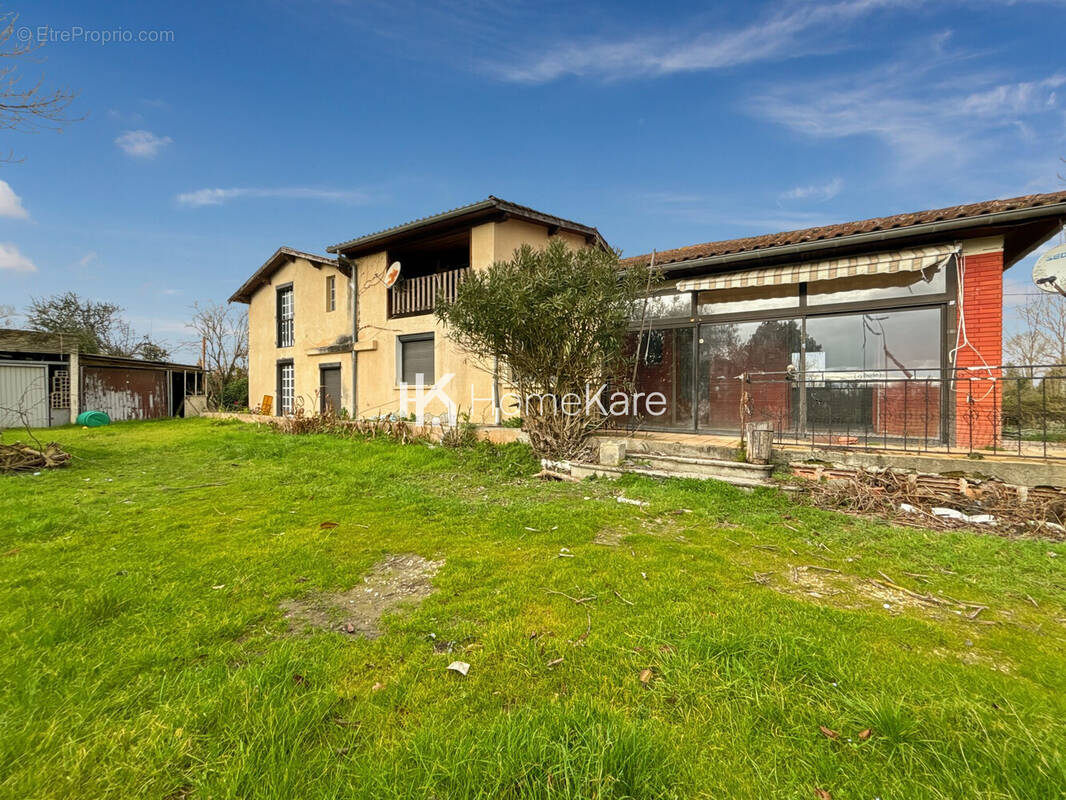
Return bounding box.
[2,0,1064,351]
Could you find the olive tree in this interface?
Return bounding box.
[436,239,651,459]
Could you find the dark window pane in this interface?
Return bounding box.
[640,331,664,365]
[626,327,694,428]
[698,319,801,431]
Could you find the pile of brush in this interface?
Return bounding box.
[805,468,1066,541]
[0,441,72,473]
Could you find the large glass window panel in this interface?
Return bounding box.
[802,307,943,439]
[802,307,941,378]
[697,284,800,317]
[626,327,694,427]
[698,319,801,431]
[806,263,947,306]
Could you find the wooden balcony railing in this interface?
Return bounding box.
[388,266,468,318]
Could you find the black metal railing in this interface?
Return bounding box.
[704,365,1066,460]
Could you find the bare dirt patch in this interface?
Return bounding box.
[281,554,444,638]
[593,528,624,546]
[778,565,992,622]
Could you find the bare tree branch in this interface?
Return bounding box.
[187,303,248,410]
[0,11,81,162]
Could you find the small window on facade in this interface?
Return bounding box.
[326,275,336,312]
[277,285,294,347]
[399,334,435,385]
[278,362,295,414]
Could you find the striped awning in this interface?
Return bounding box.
[676,244,959,293]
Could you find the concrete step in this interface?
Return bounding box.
[623,438,743,462]
[570,461,776,490]
[626,452,774,482]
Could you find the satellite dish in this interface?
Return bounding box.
[1033,243,1066,293]
[384,261,402,288]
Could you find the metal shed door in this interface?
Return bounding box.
[81,367,169,421]
[0,364,50,428]
[320,366,342,414]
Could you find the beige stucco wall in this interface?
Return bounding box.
[351,248,501,423]
[492,218,587,262]
[244,220,593,421]
[348,219,593,422]
[247,256,353,414]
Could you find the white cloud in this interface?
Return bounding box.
[0,243,37,272]
[0,180,28,219]
[77,251,98,268]
[115,129,173,158]
[494,0,909,83]
[749,43,1066,174]
[176,187,372,207]
[780,178,844,202]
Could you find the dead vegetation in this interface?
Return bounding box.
[803,468,1066,541]
[0,441,71,473]
[781,564,1001,626]
[271,395,482,449]
[272,400,420,443]
[281,554,444,638]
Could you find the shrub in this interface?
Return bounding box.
[436,239,652,459]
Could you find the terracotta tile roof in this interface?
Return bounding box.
[620,190,1066,268]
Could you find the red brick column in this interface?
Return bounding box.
[954,251,1003,449]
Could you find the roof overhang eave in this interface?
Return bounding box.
[649,202,1066,275]
[328,201,609,256]
[327,200,498,254]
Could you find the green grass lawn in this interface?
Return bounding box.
[1,418,1064,799]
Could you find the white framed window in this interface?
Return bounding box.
[326,275,336,312]
[277,285,294,347]
[278,362,294,414]
[398,333,435,385]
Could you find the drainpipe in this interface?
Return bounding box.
[341,254,358,418]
